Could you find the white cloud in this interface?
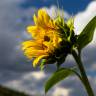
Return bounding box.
[74,1,96,46]
[43,5,70,19]
[74,1,96,34]
[0,0,37,70]
[23,71,46,80]
[52,87,71,96]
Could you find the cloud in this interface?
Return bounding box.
[0,0,38,72]
[52,87,71,96]
[4,71,47,95]
[23,71,46,80]
[74,1,96,46]
[43,5,70,19]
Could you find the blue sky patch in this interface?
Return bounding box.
[20,0,91,14]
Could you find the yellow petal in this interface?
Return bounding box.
[58,37,62,43]
[22,39,45,50]
[43,10,50,24]
[26,25,37,33]
[43,41,54,52]
[53,35,58,47]
[53,35,62,47]
[48,20,54,28]
[22,40,37,50]
[38,9,45,19]
[37,9,44,23]
[24,48,47,60]
[37,9,51,28]
[27,25,46,39]
[43,41,51,47]
[33,55,47,67]
[33,14,37,25]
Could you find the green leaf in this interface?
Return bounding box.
[77,16,96,51]
[45,68,74,94]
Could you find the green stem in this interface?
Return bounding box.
[72,50,94,96]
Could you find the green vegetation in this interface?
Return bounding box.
[0,85,28,96]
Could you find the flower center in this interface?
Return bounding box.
[44,36,50,42]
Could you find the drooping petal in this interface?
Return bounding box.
[33,55,48,67]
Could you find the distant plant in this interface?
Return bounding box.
[21,9,96,96]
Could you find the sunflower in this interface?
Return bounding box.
[22,9,63,67]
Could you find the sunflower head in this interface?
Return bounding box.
[21,9,77,68]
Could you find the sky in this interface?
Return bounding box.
[0,0,96,96]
